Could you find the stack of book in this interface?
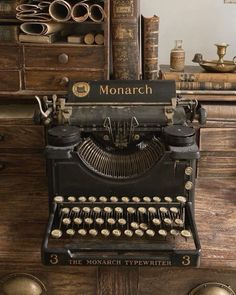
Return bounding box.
[159,65,236,101]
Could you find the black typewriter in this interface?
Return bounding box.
[36,80,206,267]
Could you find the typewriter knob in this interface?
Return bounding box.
[1,273,46,295]
[164,125,195,147]
[48,126,80,147]
[189,282,235,295]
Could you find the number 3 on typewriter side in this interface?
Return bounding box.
[182,255,191,266]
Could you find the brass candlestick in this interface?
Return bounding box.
[215,43,229,65]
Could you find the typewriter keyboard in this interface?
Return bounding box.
[50,195,192,241]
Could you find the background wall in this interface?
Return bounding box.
[141,0,236,66]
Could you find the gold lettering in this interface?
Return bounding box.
[146,84,153,94]
[100,85,109,95]
[100,84,153,96]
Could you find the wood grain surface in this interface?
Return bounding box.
[200,128,236,151]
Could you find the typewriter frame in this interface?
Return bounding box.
[39,80,203,267]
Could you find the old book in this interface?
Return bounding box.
[111,0,141,80]
[0,0,18,18]
[160,65,236,83]
[176,81,236,90]
[0,25,18,42]
[142,15,159,80]
[19,33,60,44]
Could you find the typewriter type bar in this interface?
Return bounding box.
[42,197,200,267]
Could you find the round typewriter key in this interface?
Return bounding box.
[160,207,168,214]
[170,229,180,237]
[127,207,136,214]
[181,230,192,239]
[164,218,172,225]
[185,181,193,191]
[185,166,193,176]
[74,217,82,225]
[148,207,157,214]
[158,229,167,237]
[131,222,139,230]
[132,196,140,203]
[89,229,98,237]
[170,207,179,214]
[135,229,144,237]
[88,196,97,202]
[83,207,91,213]
[146,229,155,237]
[112,229,121,237]
[110,196,118,202]
[61,207,70,214]
[96,218,104,225]
[164,196,173,203]
[62,217,71,225]
[115,207,123,214]
[107,218,116,225]
[104,206,112,214]
[63,218,71,225]
[78,229,87,236]
[68,196,76,202]
[152,218,161,226]
[101,229,110,237]
[121,196,130,203]
[78,196,87,202]
[175,218,184,226]
[54,196,64,203]
[99,196,107,202]
[66,229,75,236]
[124,229,133,237]
[51,229,62,239]
[93,207,101,214]
[118,218,126,226]
[138,207,147,214]
[72,207,80,214]
[140,223,148,231]
[176,196,187,204]
[143,196,151,203]
[85,217,93,225]
[153,196,161,203]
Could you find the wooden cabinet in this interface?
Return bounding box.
[0,0,110,95]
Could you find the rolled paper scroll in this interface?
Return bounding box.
[89,3,105,23]
[20,22,63,35]
[84,32,95,45]
[71,2,89,22]
[49,0,72,22]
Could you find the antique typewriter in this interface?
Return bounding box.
[36,80,206,267]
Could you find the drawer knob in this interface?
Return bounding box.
[1,273,46,295]
[58,53,69,64]
[0,134,4,141]
[189,282,235,295]
[0,162,5,170]
[60,76,69,86]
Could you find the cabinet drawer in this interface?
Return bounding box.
[24,70,105,91]
[24,46,105,69]
[0,71,20,91]
[0,45,20,69]
[0,153,45,175]
[198,152,236,178]
[0,125,44,149]
[200,128,236,152]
